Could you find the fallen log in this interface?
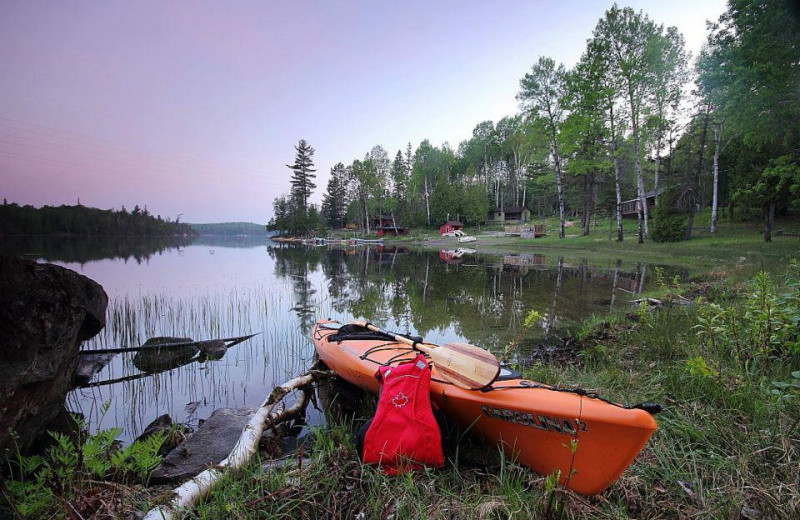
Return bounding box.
[142,369,332,520]
[630,297,663,306]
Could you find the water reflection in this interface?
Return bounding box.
[0,235,194,264]
[1,238,682,441]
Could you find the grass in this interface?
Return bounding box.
[180,426,552,519]
[390,211,800,278]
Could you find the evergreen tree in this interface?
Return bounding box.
[286,139,317,213]
[391,150,407,204]
[322,163,348,229]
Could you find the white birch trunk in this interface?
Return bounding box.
[710,122,721,233]
[423,176,430,227]
[555,157,566,239]
[142,372,328,520]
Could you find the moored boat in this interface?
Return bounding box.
[311,320,659,495]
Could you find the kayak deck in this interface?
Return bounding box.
[312,320,657,495]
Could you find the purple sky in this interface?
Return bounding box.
[0,0,726,224]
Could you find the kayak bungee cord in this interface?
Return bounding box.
[321,327,661,415]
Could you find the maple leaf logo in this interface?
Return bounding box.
[391,392,409,408]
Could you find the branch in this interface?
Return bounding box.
[142,369,333,520]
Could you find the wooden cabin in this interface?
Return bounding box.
[620,188,662,218]
[487,206,532,225]
[439,220,464,236]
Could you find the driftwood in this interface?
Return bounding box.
[142,369,332,520]
[630,297,663,306]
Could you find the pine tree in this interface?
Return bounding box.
[287,139,317,213]
[322,163,348,228]
[391,150,407,203]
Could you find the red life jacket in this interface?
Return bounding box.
[362,354,444,475]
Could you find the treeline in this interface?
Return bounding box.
[190,222,271,236]
[270,0,799,242]
[0,201,196,236]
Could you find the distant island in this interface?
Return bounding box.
[189,222,272,236]
[0,201,195,236]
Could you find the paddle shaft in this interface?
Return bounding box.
[352,321,429,351]
[350,320,500,390]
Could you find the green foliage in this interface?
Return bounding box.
[502,309,541,361]
[190,222,270,236]
[4,424,166,517]
[429,177,459,225]
[650,213,685,243]
[0,202,195,236]
[689,266,800,379]
[771,370,800,402]
[698,0,800,148]
[459,184,490,226]
[684,355,718,379]
[287,139,317,213]
[651,189,686,242]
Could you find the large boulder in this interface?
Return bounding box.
[0,255,107,457]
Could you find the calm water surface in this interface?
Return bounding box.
[3,237,677,441]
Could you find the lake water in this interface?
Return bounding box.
[2,236,675,442]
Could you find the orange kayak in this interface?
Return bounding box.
[312,320,658,495]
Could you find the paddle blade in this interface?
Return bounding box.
[425,342,500,390]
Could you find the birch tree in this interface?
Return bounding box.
[594,6,672,242]
[647,26,689,200]
[697,0,800,241]
[518,57,568,238]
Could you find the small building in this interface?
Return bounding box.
[439,220,464,236]
[620,188,663,217]
[487,206,532,225]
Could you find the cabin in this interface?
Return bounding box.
[487,206,532,225]
[372,214,409,237]
[620,188,663,217]
[439,220,464,236]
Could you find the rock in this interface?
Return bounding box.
[135,414,191,456]
[149,407,254,484]
[740,506,763,520]
[74,352,116,385]
[138,414,174,442]
[0,255,107,458]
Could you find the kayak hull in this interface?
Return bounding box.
[312,320,657,495]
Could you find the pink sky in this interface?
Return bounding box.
[0,0,726,223]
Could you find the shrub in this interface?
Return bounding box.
[651,189,686,242]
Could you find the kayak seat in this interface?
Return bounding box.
[328,324,422,344]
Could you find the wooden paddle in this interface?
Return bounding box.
[351,320,500,390]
